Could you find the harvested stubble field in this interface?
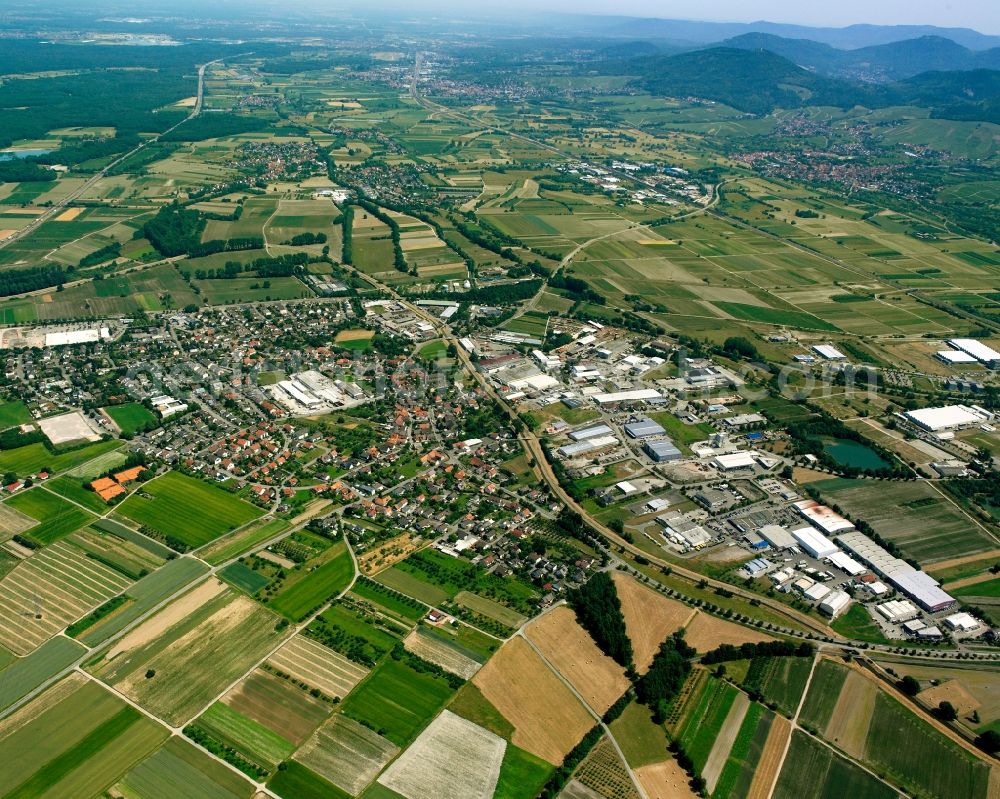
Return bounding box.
[634,759,699,799]
[523,606,630,715]
[473,635,593,765]
[295,714,398,795]
[266,634,369,699]
[746,714,792,799]
[378,710,507,799]
[87,579,288,725]
[0,538,132,654]
[612,572,694,672]
[404,628,481,680]
[681,611,774,652]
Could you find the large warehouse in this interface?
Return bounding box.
[790,526,839,559]
[947,338,1000,368]
[624,416,666,439]
[903,404,992,433]
[793,500,855,535]
[644,439,682,462]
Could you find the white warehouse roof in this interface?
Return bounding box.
[828,551,866,577]
[819,590,851,617]
[758,524,796,549]
[794,500,854,535]
[593,389,663,404]
[903,405,991,432]
[714,452,756,470]
[948,338,1000,364]
[568,424,614,441]
[790,526,839,559]
[813,344,846,360]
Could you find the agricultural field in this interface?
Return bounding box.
[114,735,256,799]
[0,537,131,653]
[571,735,641,799]
[267,633,370,699]
[812,478,995,565]
[0,635,87,712]
[222,668,331,746]
[681,610,774,652]
[0,439,121,477]
[772,730,898,799]
[4,487,95,544]
[613,572,694,671]
[0,675,169,799]
[115,470,264,550]
[378,710,507,799]
[267,538,355,621]
[198,516,290,565]
[295,714,399,795]
[523,605,630,715]
[403,626,483,680]
[86,579,288,725]
[742,656,813,717]
[339,656,456,747]
[192,699,296,770]
[473,636,594,765]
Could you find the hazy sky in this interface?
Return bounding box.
[450,0,1000,34]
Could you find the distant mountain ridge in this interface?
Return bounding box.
[719,33,1000,81]
[619,47,1000,122]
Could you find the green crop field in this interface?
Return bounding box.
[711,703,768,799]
[198,517,290,564]
[340,657,456,747]
[351,577,427,622]
[813,478,994,565]
[799,659,848,731]
[116,736,256,799]
[494,743,554,799]
[307,601,401,666]
[863,692,991,799]
[103,402,158,435]
[269,760,352,799]
[4,488,95,544]
[678,677,739,772]
[195,701,295,769]
[609,700,671,768]
[0,439,121,477]
[221,561,272,594]
[116,471,264,549]
[744,656,813,716]
[774,730,897,799]
[268,540,354,621]
[0,679,168,799]
[0,636,87,712]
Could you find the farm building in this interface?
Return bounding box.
[903,404,992,432]
[793,499,854,535]
[790,525,839,559]
[643,439,682,462]
[624,416,666,439]
[819,590,851,618]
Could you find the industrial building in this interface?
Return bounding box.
[902,404,992,433]
[819,590,851,618]
[877,599,920,623]
[713,452,757,471]
[838,531,956,612]
[947,338,1000,368]
[790,526,839,559]
[827,551,866,577]
[793,500,855,535]
[592,388,663,405]
[556,435,618,458]
[758,524,796,549]
[623,416,666,439]
[568,424,614,442]
[813,344,846,360]
[643,439,682,462]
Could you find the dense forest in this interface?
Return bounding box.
[143,204,206,257]
[567,571,634,669]
[0,265,67,298]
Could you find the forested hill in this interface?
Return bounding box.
[615,47,1000,122]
